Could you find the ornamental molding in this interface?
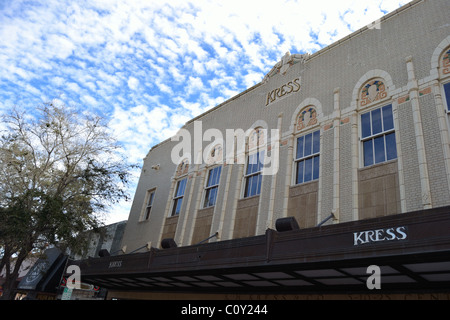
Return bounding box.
[263,51,309,83]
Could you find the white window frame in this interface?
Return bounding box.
[171,178,187,216]
[203,165,222,208]
[141,189,156,221]
[294,129,320,185]
[243,150,264,198]
[360,104,397,167]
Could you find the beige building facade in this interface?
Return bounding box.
[120,0,450,254]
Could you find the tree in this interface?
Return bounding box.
[0,102,135,299]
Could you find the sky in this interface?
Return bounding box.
[0,0,410,225]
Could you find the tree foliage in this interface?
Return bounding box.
[0,102,135,299]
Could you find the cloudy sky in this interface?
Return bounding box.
[0,0,409,224]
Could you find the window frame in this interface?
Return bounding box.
[243,150,264,198]
[203,165,222,208]
[294,129,320,185]
[441,81,450,140]
[171,178,187,216]
[442,81,450,112]
[141,189,156,221]
[360,104,397,167]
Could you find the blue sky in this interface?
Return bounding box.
[0,0,409,224]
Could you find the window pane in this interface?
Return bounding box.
[296,160,304,184]
[247,152,264,175]
[208,166,221,186]
[304,157,313,182]
[207,170,214,187]
[444,82,450,111]
[172,198,182,216]
[176,179,186,197]
[385,132,397,161]
[296,136,304,159]
[181,179,187,195]
[256,151,265,172]
[204,189,211,207]
[256,174,262,196]
[145,207,151,220]
[363,139,374,167]
[148,192,154,205]
[244,176,251,197]
[313,130,320,154]
[361,112,371,138]
[246,154,255,175]
[215,166,222,185]
[304,133,312,156]
[209,187,217,206]
[374,136,386,164]
[371,108,382,135]
[250,175,258,196]
[313,155,320,180]
[382,105,394,131]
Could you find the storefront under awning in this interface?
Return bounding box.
[75,206,450,297]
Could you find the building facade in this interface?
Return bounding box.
[76,0,450,300]
[121,0,450,252]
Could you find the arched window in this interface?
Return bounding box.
[171,158,189,216]
[359,79,397,167]
[244,127,265,198]
[294,106,320,184]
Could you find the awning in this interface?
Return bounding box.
[17,247,67,293]
[75,206,450,294]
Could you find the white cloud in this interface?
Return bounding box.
[81,95,98,107]
[127,76,139,90]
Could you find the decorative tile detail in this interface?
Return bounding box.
[295,106,318,132]
[360,79,388,107]
[206,144,223,165]
[175,158,189,177]
[340,117,350,125]
[419,87,432,96]
[248,127,265,150]
[323,123,333,131]
[397,95,410,105]
[442,49,450,75]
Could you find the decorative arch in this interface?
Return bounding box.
[295,106,318,133]
[248,126,266,150]
[441,47,450,77]
[175,158,189,177]
[351,70,394,110]
[205,143,223,166]
[360,78,388,108]
[430,36,450,79]
[290,98,323,133]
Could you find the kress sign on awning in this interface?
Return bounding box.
[353,226,408,246]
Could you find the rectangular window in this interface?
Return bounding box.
[143,190,155,221]
[171,178,187,216]
[361,104,397,167]
[204,166,222,208]
[244,151,264,198]
[295,130,320,184]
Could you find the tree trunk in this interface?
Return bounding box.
[0,249,29,300]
